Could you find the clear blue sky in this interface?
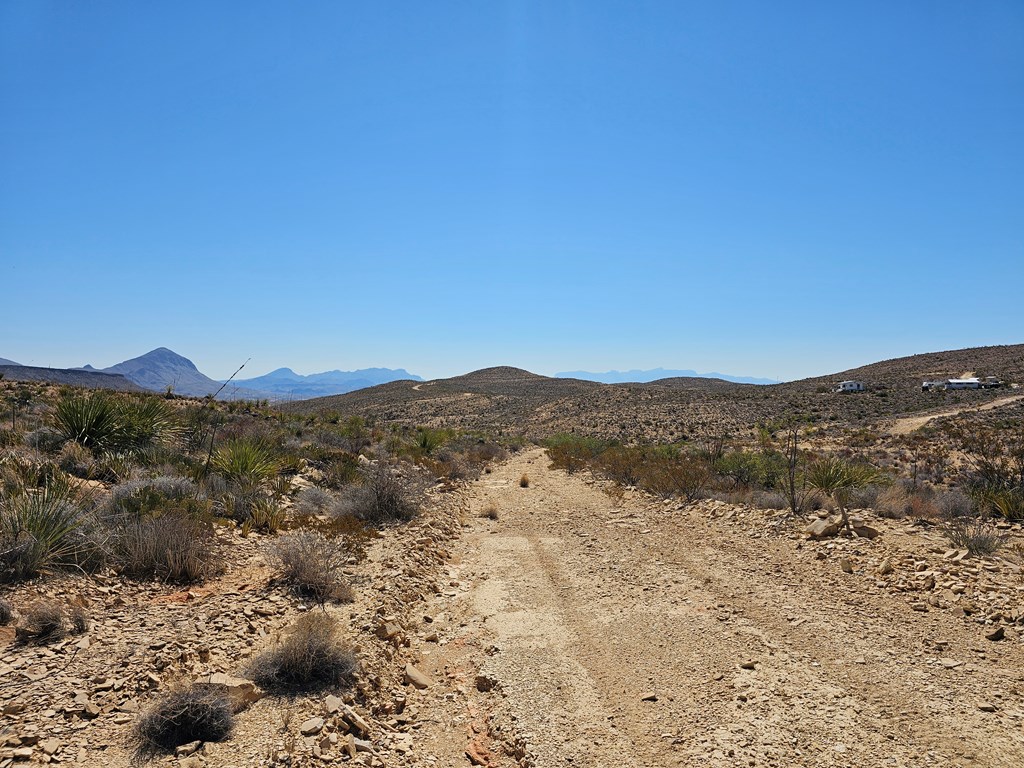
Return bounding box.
[2,1,1021,381]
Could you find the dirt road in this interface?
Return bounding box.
[419,449,1024,767]
[888,394,1024,435]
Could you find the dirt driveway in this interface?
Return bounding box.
[418,448,1024,767]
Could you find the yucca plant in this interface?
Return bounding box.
[211,439,280,486]
[117,397,181,451]
[806,456,882,533]
[52,392,122,450]
[0,474,89,582]
[52,393,180,454]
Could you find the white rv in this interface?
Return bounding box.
[834,380,865,393]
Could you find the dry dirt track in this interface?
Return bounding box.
[888,394,1024,435]
[420,449,1024,768]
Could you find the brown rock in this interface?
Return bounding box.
[986,626,1005,642]
[404,663,431,689]
[807,516,842,539]
[204,673,263,712]
[300,717,324,736]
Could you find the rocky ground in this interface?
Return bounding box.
[4,449,1024,767]
[415,449,1024,768]
[0,483,468,767]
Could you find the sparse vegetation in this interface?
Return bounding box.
[248,612,359,691]
[480,503,499,520]
[0,473,90,582]
[270,531,354,604]
[132,685,234,756]
[519,473,529,488]
[806,456,883,533]
[14,599,88,644]
[335,462,421,526]
[115,512,218,583]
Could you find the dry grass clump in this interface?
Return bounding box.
[15,599,88,644]
[132,685,233,756]
[248,613,358,691]
[335,463,421,526]
[293,486,333,516]
[116,512,218,584]
[480,503,499,520]
[944,516,1005,556]
[270,531,354,605]
[519,474,529,488]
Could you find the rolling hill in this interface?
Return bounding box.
[286,345,1023,442]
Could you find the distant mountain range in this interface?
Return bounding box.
[556,368,779,385]
[0,347,422,400]
[77,348,265,399]
[231,367,422,400]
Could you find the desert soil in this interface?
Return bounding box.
[5,450,1024,768]
[414,449,1024,768]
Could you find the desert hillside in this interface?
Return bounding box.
[286,345,1024,442]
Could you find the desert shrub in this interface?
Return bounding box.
[270,531,353,604]
[334,463,421,526]
[875,485,912,518]
[23,428,65,454]
[320,452,362,489]
[519,473,529,488]
[116,397,181,452]
[91,450,138,483]
[132,685,233,756]
[14,599,87,644]
[212,439,280,486]
[480,503,499,520]
[15,601,67,643]
[751,490,788,510]
[57,441,93,478]
[52,391,122,450]
[115,512,217,583]
[943,515,1005,556]
[243,496,286,534]
[248,613,358,691]
[847,484,883,510]
[105,475,208,524]
[0,428,20,448]
[0,597,13,625]
[545,434,608,474]
[0,474,89,582]
[937,489,974,518]
[593,446,644,486]
[714,450,763,488]
[638,454,712,501]
[294,486,333,516]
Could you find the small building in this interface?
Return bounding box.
[947,378,982,390]
[834,380,865,393]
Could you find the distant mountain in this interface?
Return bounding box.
[556,368,779,385]
[96,348,265,399]
[0,357,20,366]
[0,364,144,392]
[231,366,423,400]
